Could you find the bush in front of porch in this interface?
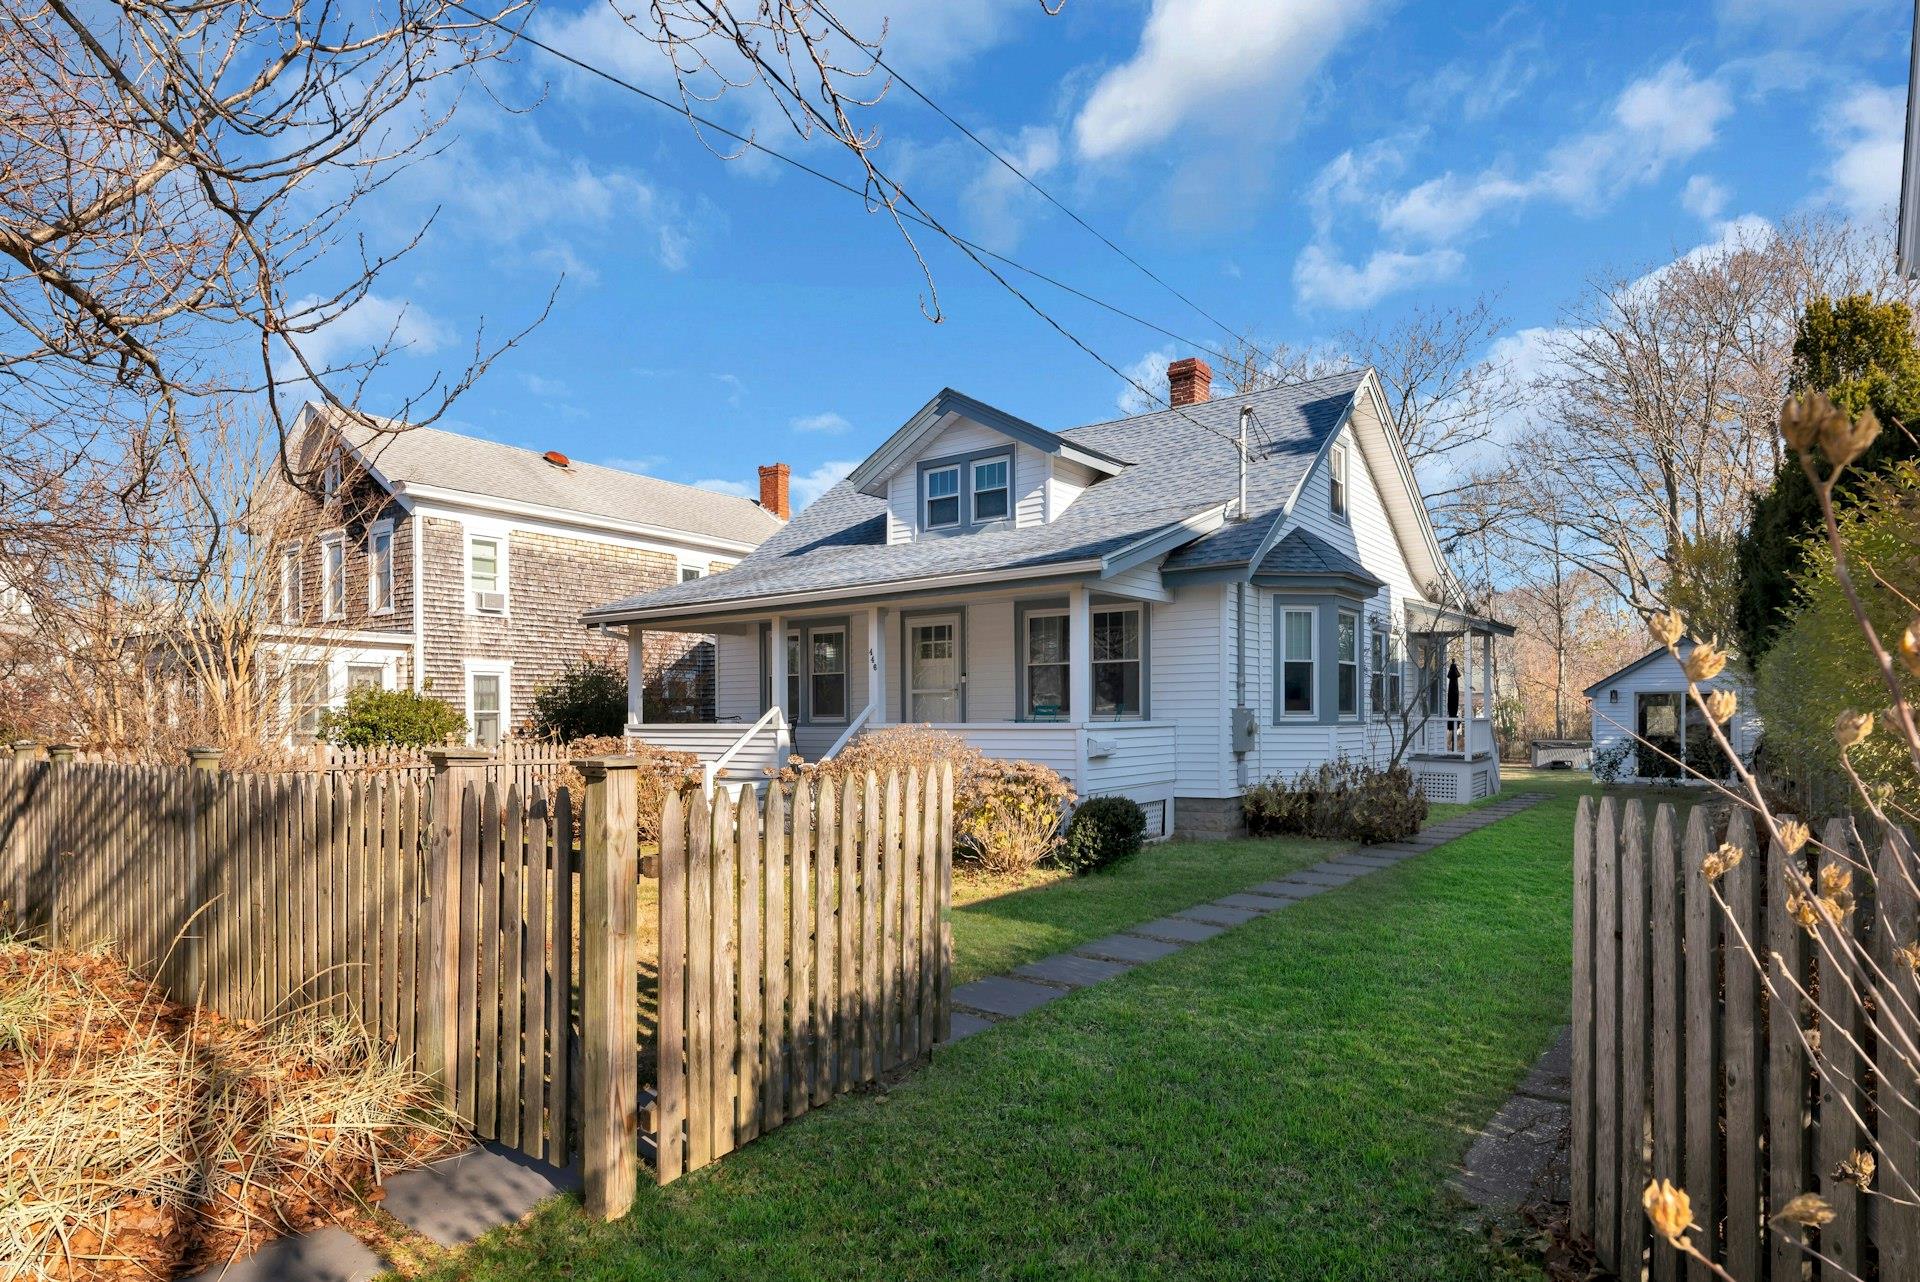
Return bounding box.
[1242,758,1427,845]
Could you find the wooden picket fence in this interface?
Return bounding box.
[1572,794,1920,1280]
[651,767,954,1186]
[0,749,581,1168]
[0,747,958,1218]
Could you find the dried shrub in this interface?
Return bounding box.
[1242,758,1427,845]
[554,736,700,846]
[0,939,456,1280]
[956,758,1075,875]
[776,723,984,792]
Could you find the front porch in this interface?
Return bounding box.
[621,582,1180,835]
[1404,604,1510,803]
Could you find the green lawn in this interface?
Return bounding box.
[405,770,1589,1282]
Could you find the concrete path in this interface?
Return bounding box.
[1451,1025,1574,1215]
[945,793,1548,1039]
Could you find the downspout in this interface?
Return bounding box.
[1235,580,1248,791]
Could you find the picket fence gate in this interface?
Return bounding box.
[1572,794,1920,1281]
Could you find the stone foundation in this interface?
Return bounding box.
[1173,795,1245,840]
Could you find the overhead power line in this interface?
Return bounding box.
[808,3,1253,351]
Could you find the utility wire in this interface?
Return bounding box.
[452,1,1239,369]
[451,0,1265,454]
[809,2,1253,350]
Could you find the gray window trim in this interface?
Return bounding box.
[1335,607,1361,721]
[900,605,967,723]
[1014,596,1071,722]
[916,446,1015,537]
[759,615,852,725]
[1272,589,1380,726]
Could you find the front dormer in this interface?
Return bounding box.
[846,388,1128,544]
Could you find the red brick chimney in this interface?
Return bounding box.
[1167,356,1212,407]
[758,463,791,520]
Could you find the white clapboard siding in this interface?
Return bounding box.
[715,631,761,722]
[1588,649,1763,776]
[884,420,1050,542]
[1152,583,1233,799]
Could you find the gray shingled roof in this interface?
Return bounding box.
[327,410,784,547]
[1254,528,1384,587]
[584,369,1366,622]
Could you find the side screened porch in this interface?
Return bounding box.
[621,582,1180,835]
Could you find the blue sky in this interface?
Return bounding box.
[314,0,1912,508]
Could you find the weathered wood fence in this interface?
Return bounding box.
[0,745,958,1220]
[1572,794,1920,1280]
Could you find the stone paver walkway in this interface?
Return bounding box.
[945,793,1547,1037]
[1451,1025,1573,1215]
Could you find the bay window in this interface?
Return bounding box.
[1336,610,1359,718]
[1280,607,1315,717]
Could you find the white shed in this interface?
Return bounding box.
[1583,642,1762,783]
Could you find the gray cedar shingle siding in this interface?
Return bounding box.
[279,468,415,641]
[585,370,1364,622]
[418,519,715,731]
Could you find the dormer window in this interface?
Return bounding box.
[925,465,961,528]
[971,456,1010,522]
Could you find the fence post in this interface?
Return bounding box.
[187,747,222,1001]
[425,747,491,1107]
[9,740,35,763]
[579,755,640,1221]
[46,743,75,763]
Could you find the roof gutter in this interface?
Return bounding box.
[584,557,1108,627]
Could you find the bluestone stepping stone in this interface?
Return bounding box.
[952,975,1064,1017]
[187,1228,384,1282]
[1332,854,1400,870]
[1131,916,1226,943]
[1290,866,1365,886]
[1016,953,1133,987]
[1175,903,1264,927]
[1214,892,1288,912]
[382,1142,580,1248]
[944,1011,996,1041]
[1247,880,1321,899]
[1076,933,1184,963]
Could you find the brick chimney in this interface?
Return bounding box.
[758,463,791,520]
[1167,356,1212,407]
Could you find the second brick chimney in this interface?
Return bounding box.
[1167,356,1212,407]
[758,463,791,520]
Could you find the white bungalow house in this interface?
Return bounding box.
[1585,641,1762,783]
[583,359,1512,838]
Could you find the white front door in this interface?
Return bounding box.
[908,616,961,722]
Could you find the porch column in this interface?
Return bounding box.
[627,627,646,729]
[768,613,789,725]
[866,604,887,726]
[1068,585,1092,724]
[1480,631,1494,718]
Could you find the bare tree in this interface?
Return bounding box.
[1222,296,1522,549]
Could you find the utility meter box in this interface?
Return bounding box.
[1231,706,1259,755]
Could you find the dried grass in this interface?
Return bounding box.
[0,939,456,1281]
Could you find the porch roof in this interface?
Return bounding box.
[1406,602,1517,638]
[583,369,1366,627]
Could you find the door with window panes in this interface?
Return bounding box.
[909,616,961,721]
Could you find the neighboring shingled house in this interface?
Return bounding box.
[585,357,1513,837]
[271,404,787,744]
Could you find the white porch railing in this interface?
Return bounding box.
[820,703,875,763]
[1416,716,1495,760]
[702,707,786,797]
[627,716,791,796]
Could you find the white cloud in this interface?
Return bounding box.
[691,477,755,499]
[960,125,1062,251]
[1072,0,1379,162]
[791,412,852,434]
[1681,175,1731,223]
[602,454,666,473]
[792,460,858,509]
[1823,83,1904,220]
[284,292,451,375]
[1291,243,1464,309]
[1114,345,1175,415]
[522,372,569,398]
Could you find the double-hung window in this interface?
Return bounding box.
[367,521,394,613]
[924,465,961,529]
[280,544,302,624]
[1336,610,1359,718]
[809,627,847,722]
[1023,611,1070,719]
[1280,607,1315,717]
[319,534,346,620]
[469,536,505,614]
[1330,443,1348,517]
[680,565,703,583]
[347,663,385,692]
[971,456,1010,522]
[1370,627,1403,717]
[1091,606,1143,719]
[291,662,325,739]
[785,633,802,717]
[469,671,503,746]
